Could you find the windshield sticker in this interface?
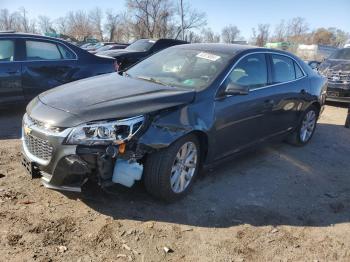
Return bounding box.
[196,52,221,61]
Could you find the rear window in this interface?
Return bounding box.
[0,40,15,62]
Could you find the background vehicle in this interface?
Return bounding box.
[22,44,326,201]
[97,38,188,71]
[306,60,321,71]
[89,43,128,54]
[318,47,350,103]
[85,42,128,52]
[0,32,116,106]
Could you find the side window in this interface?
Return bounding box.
[0,40,15,62]
[58,44,75,59]
[294,62,304,79]
[271,54,295,83]
[26,40,61,60]
[228,53,268,89]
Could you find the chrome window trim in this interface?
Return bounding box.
[0,36,78,63]
[217,51,307,96]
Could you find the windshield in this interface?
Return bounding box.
[96,45,113,52]
[329,48,350,60]
[126,47,232,90]
[126,39,155,52]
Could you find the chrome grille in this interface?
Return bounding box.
[327,70,350,83]
[24,133,53,161]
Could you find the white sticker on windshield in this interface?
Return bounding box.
[196,52,221,61]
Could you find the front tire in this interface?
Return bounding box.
[287,105,319,146]
[143,134,200,202]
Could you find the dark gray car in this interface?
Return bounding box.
[21,44,326,201]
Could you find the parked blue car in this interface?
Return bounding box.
[0,32,116,106]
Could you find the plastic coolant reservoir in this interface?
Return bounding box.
[112,159,143,187]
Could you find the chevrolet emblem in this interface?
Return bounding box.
[24,125,32,135]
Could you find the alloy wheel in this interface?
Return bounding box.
[170,141,198,193]
[300,110,316,142]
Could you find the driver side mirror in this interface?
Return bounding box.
[224,83,249,96]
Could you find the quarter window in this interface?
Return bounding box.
[0,40,15,62]
[228,53,268,89]
[58,44,75,59]
[272,54,299,83]
[294,62,304,79]
[26,41,62,60]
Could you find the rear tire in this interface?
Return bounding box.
[287,105,319,146]
[143,134,200,202]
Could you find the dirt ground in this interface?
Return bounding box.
[0,104,349,262]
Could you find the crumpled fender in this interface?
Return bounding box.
[138,103,212,150]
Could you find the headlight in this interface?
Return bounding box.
[65,115,145,145]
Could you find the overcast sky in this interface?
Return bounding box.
[2,0,350,39]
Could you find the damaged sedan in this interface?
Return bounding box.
[21,44,326,201]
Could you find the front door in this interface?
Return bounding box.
[213,53,272,160]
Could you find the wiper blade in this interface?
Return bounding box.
[135,76,171,87]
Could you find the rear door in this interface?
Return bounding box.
[260,53,308,136]
[20,38,78,101]
[0,38,23,104]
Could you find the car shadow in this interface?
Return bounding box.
[62,121,350,228]
[0,106,25,140]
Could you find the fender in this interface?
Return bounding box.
[138,103,212,151]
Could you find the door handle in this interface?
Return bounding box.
[300,89,307,94]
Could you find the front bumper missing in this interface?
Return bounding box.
[21,116,145,192]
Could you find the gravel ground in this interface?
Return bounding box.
[0,104,349,262]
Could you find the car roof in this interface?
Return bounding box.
[0,32,69,42]
[174,43,256,54]
[173,43,302,59]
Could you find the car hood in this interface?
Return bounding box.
[34,73,195,127]
[319,59,350,72]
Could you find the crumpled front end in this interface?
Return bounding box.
[21,104,148,193]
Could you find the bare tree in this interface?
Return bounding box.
[127,0,174,38]
[328,27,349,47]
[89,7,104,41]
[273,19,286,42]
[286,17,309,43]
[105,11,120,41]
[187,30,202,43]
[0,9,18,30]
[221,25,240,43]
[55,17,68,35]
[201,28,220,43]
[18,7,30,32]
[312,28,333,45]
[253,24,270,46]
[175,0,206,40]
[38,15,53,34]
[66,11,93,40]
